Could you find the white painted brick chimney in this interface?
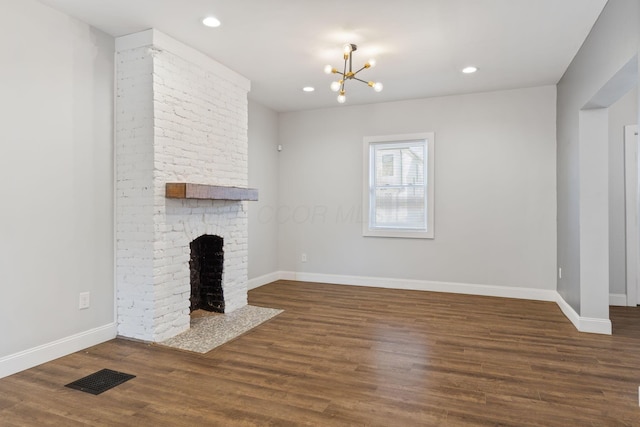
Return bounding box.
[115,30,251,342]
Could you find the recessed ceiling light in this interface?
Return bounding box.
[303,87,315,92]
[462,66,478,74]
[202,16,221,28]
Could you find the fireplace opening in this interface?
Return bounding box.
[189,235,224,313]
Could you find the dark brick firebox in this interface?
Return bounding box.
[189,235,224,313]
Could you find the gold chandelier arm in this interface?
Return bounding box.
[353,65,368,75]
[339,55,349,93]
[342,57,348,81]
[352,76,371,85]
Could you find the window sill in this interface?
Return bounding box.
[362,228,434,239]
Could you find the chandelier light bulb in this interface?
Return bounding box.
[324,64,334,74]
[337,94,346,104]
[343,44,353,54]
[368,59,376,68]
[330,81,341,92]
[373,82,383,92]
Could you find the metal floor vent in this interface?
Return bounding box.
[65,369,135,395]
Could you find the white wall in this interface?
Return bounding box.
[0,0,115,376]
[608,87,638,299]
[248,100,280,283]
[557,0,639,318]
[277,86,557,292]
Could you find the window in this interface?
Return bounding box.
[363,132,435,239]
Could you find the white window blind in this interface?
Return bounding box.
[363,133,434,239]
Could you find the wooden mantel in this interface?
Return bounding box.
[165,183,258,201]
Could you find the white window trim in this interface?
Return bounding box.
[363,132,435,239]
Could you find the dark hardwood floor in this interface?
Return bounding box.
[2,280,640,426]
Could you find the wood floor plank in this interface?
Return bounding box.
[2,280,640,425]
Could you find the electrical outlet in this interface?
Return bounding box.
[301,253,308,263]
[79,292,90,310]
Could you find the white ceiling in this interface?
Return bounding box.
[37,0,608,112]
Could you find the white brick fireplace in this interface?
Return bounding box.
[115,30,252,342]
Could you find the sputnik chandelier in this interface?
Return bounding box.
[324,44,383,104]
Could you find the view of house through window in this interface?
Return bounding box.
[363,133,435,238]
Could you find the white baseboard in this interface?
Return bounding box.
[278,271,296,281]
[555,294,612,335]
[247,271,300,290]
[247,271,282,290]
[275,271,612,335]
[2,275,611,380]
[609,293,628,306]
[0,323,117,379]
[247,271,296,290]
[284,271,558,302]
